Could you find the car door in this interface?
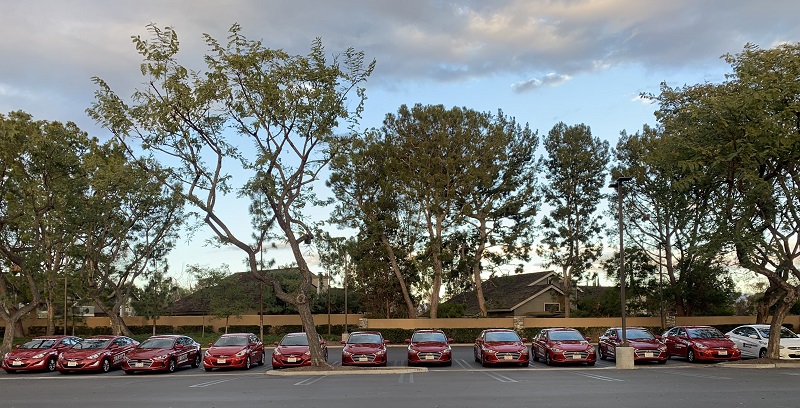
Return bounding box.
[175,337,192,367]
[735,327,760,358]
[663,327,681,356]
[531,330,546,359]
[109,338,129,367]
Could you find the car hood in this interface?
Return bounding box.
[208,346,247,355]
[127,348,173,359]
[692,338,735,348]
[344,344,384,354]
[410,342,449,352]
[484,342,526,351]
[549,341,591,351]
[779,337,800,347]
[7,349,56,358]
[274,345,309,355]
[627,339,663,349]
[61,348,108,358]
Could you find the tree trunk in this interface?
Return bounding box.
[296,289,331,367]
[46,296,56,336]
[473,220,488,317]
[152,318,157,335]
[767,292,799,359]
[381,236,416,318]
[563,265,572,318]
[756,284,782,324]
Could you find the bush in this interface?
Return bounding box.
[177,325,214,334]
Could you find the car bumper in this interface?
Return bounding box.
[482,353,530,365]
[694,349,740,361]
[272,355,312,368]
[633,349,668,362]
[203,356,250,369]
[408,352,452,365]
[56,359,105,372]
[549,352,596,364]
[3,358,49,371]
[123,360,172,372]
[342,354,387,366]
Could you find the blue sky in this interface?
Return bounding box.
[2,1,797,287]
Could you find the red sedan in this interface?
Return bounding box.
[122,335,201,374]
[2,335,81,373]
[406,329,453,366]
[203,333,265,371]
[272,332,328,369]
[598,327,667,364]
[473,329,529,367]
[662,325,741,362]
[531,328,596,366]
[57,335,139,373]
[341,331,389,367]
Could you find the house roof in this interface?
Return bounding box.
[443,271,562,316]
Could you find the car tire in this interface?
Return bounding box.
[167,359,176,373]
[687,349,696,363]
[545,351,553,366]
[46,357,57,372]
[101,359,111,373]
[598,346,606,360]
[191,353,201,368]
[481,353,488,367]
[244,356,251,370]
[532,349,539,362]
[474,350,480,363]
[759,348,767,359]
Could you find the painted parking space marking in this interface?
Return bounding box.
[573,372,625,382]
[294,376,326,386]
[662,370,731,380]
[399,373,414,384]
[190,378,236,388]
[455,359,471,369]
[482,372,518,383]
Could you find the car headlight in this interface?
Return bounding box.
[484,349,496,354]
[659,345,667,351]
[88,353,100,360]
[442,347,451,354]
[303,350,311,356]
[585,346,594,353]
[204,350,210,357]
[779,345,785,349]
[273,349,282,356]
[235,349,248,357]
[551,347,563,353]
[693,343,708,349]
[409,348,418,354]
[342,350,352,356]
[3,353,9,359]
[376,349,386,355]
[33,352,46,359]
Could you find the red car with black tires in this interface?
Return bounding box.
[2,335,81,373]
[122,334,201,374]
[203,333,265,371]
[57,335,138,373]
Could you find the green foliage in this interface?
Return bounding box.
[437,303,466,318]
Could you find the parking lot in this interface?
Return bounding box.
[2,346,798,408]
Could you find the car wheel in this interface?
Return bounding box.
[545,351,553,366]
[167,359,176,373]
[324,350,329,362]
[191,353,201,368]
[259,352,265,366]
[481,353,488,367]
[759,348,767,359]
[474,350,480,363]
[244,356,251,370]
[598,346,606,360]
[101,359,111,373]
[532,349,539,362]
[687,349,696,363]
[46,357,57,372]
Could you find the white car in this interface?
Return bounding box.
[725,324,800,359]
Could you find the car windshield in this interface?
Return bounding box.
[756,327,799,339]
[73,339,110,350]
[20,339,58,349]
[549,331,585,341]
[138,338,175,349]
[214,336,248,347]
[625,329,655,340]
[280,335,309,346]
[348,334,382,344]
[485,331,520,342]
[687,328,725,339]
[412,332,446,343]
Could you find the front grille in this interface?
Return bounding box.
[128,359,153,368]
[351,354,376,362]
[496,352,521,360]
[635,349,661,358]
[418,352,443,360]
[563,351,588,360]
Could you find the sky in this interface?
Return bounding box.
[2,0,798,288]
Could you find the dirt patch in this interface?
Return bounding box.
[722,358,800,365]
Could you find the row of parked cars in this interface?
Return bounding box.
[4,324,799,374]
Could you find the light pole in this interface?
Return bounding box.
[609,176,634,369]
[658,242,665,330]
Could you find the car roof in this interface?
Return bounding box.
[221,333,255,337]
[32,335,76,339]
[412,329,444,334]
[85,335,119,339]
[484,328,515,332]
[607,327,648,330]
[147,334,182,339]
[545,327,579,332]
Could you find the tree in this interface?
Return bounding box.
[131,271,179,335]
[88,24,373,366]
[0,112,89,355]
[538,122,610,317]
[652,43,800,358]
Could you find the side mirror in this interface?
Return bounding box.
[207,343,213,348]
[340,340,347,345]
[584,337,591,342]
[447,338,454,343]
[274,342,279,346]
[405,339,411,344]
[521,337,528,342]
[384,340,390,344]
[175,343,184,349]
[15,345,21,349]
[655,335,663,340]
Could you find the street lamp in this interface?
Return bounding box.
[658,241,666,330]
[609,176,634,369]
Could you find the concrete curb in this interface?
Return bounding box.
[266,367,429,376]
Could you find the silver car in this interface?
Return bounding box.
[725,324,800,359]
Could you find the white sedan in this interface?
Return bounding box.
[725,324,800,359]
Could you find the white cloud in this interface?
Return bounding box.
[512,73,572,93]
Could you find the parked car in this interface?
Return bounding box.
[725,324,800,359]
[473,329,529,367]
[272,332,328,369]
[531,328,596,366]
[2,335,81,373]
[203,333,265,371]
[122,334,201,374]
[341,331,389,367]
[406,329,453,366]
[662,325,740,362]
[57,335,139,373]
[597,327,667,364]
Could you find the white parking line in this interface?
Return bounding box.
[482,372,518,383]
[455,359,471,369]
[190,378,236,388]
[399,373,414,384]
[573,372,625,382]
[294,376,326,386]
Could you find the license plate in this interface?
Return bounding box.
[718,350,727,356]
[288,357,297,363]
[571,354,580,359]
[12,361,22,366]
[359,357,368,362]
[425,355,434,360]
[644,352,654,358]
[68,362,77,367]
[503,355,512,360]
[217,359,226,364]
[135,362,144,368]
